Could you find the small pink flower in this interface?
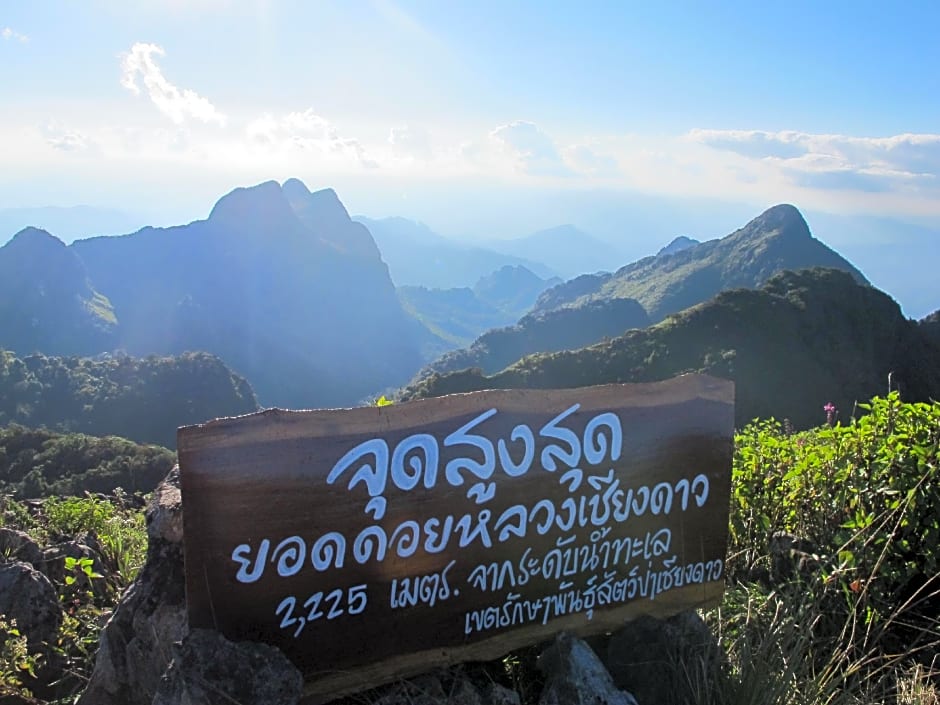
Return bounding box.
[824,402,837,425]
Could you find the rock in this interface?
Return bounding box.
[39,538,106,596]
[371,669,507,705]
[538,632,637,705]
[0,561,61,651]
[606,610,720,705]
[372,672,450,705]
[77,467,188,705]
[481,682,521,705]
[152,628,303,705]
[0,528,43,568]
[769,532,820,582]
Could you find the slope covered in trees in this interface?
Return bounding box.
[0,424,175,497]
[403,269,940,430]
[534,204,868,322]
[0,349,258,448]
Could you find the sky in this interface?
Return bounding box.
[1,1,939,314]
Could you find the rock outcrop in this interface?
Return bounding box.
[538,632,638,705]
[77,468,187,705]
[153,629,304,705]
[0,561,61,651]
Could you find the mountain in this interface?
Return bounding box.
[0,227,118,355]
[489,224,627,279]
[418,296,650,377]
[71,180,422,408]
[534,204,868,322]
[657,236,700,256]
[397,265,562,362]
[922,310,940,347]
[397,286,515,356]
[0,348,258,449]
[354,216,557,288]
[472,265,563,318]
[0,205,145,245]
[402,269,940,430]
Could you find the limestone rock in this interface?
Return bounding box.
[0,561,61,651]
[606,610,720,705]
[769,531,820,582]
[152,628,303,705]
[482,682,522,705]
[0,528,43,568]
[538,632,637,705]
[371,669,512,705]
[77,467,188,705]
[40,536,106,596]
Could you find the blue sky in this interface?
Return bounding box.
[1,1,939,271]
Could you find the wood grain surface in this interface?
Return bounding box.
[178,374,735,703]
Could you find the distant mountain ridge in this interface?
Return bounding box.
[472,265,562,317]
[657,236,700,256]
[0,227,118,355]
[67,179,421,408]
[410,203,868,385]
[403,269,940,430]
[355,216,557,288]
[488,224,627,278]
[534,204,868,322]
[419,297,650,377]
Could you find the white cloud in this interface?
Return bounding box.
[689,129,940,193]
[2,27,29,42]
[120,42,226,126]
[388,125,431,159]
[490,121,572,177]
[245,109,378,168]
[39,122,93,152]
[564,144,620,177]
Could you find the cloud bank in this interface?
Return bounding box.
[689,129,940,194]
[121,43,227,126]
[1,27,29,42]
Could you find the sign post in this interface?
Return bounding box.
[178,374,734,704]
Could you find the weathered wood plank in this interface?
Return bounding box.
[178,374,734,704]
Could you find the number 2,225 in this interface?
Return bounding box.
[276,584,368,638]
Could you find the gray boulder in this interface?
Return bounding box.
[78,468,188,705]
[0,560,61,651]
[372,669,516,705]
[0,527,43,568]
[538,632,638,705]
[152,628,303,705]
[606,610,720,705]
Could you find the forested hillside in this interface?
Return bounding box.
[0,349,257,448]
[534,204,868,322]
[403,269,940,430]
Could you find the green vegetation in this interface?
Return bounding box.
[0,424,175,497]
[533,204,868,323]
[406,269,940,430]
[425,296,650,377]
[0,491,149,701]
[0,348,258,448]
[2,393,938,703]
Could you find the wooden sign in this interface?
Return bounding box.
[178,374,734,704]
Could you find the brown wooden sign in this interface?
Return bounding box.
[178,374,734,704]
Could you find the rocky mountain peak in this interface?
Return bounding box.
[207,181,298,232]
[744,204,811,239]
[657,236,700,257]
[5,226,67,253]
